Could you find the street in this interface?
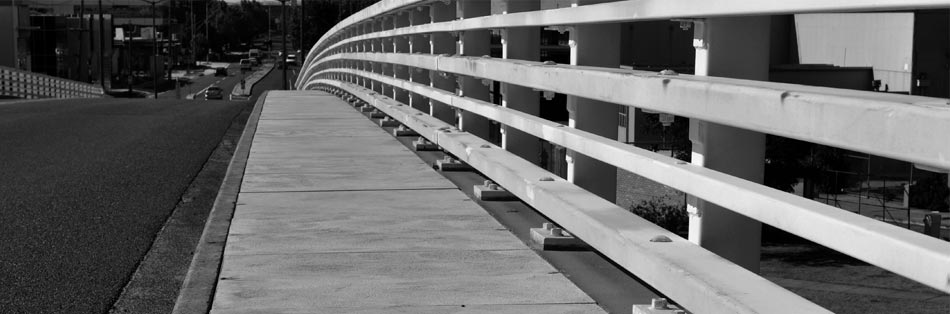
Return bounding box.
[161,63,246,101]
[0,96,245,313]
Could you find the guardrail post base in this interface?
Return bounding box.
[434,156,473,171]
[413,137,439,151]
[474,180,517,201]
[369,109,386,119]
[632,298,687,314]
[379,116,400,127]
[530,223,590,251]
[394,125,419,136]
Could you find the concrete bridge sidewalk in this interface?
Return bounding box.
[208,91,605,313]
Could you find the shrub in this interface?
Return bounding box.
[628,197,688,236]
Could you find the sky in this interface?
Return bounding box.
[20,0,297,6]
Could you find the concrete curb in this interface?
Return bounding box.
[171,90,269,314]
[0,98,73,106]
[231,64,275,99]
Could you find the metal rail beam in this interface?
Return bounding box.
[315,78,834,314]
[305,53,950,170]
[301,0,950,72]
[309,70,950,294]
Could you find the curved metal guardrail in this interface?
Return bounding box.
[0,66,105,99]
[298,1,950,313]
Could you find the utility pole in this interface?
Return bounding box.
[10,0,17,70]
[190,0,194,70]
[205,0,209,60]
[167,0,173,81]
[142,0,162,99]
[299,0,303,55]
[126,23,133,94]
[79,0,85,82]
[98,0,105,90]
[279,0,288,90]
[267,7,271,48]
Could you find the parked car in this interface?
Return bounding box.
[214,67,228,77]
[205,86,223,100]
[240,59,252,72]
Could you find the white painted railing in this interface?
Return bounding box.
[0,66,106,99]
[297,1,950,313]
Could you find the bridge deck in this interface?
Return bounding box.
[210,91,604,313]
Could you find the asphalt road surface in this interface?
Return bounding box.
[0,97,245,313]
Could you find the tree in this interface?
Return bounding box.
[764,136,846,196]
[296,0,377,53]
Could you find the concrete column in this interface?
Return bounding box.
[393,63,411,105]
[360,61,367,88]
[382,62,394,97]
[687,17,770,272]
[371,62,382,94]
[362,22,371,52]
[393,13,411,105]
[565,0,620,202]
[380,17,395,98]
[497,0,541,164]
[428,1,457,124]
[409,7,432,113]
[455,0,492,140]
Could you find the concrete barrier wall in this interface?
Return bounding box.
[0,66,105,99]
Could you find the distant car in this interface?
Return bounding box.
[214,67,228,77]
[205,86,223,100]
[239,59,252,72]
[286,54,297,66]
